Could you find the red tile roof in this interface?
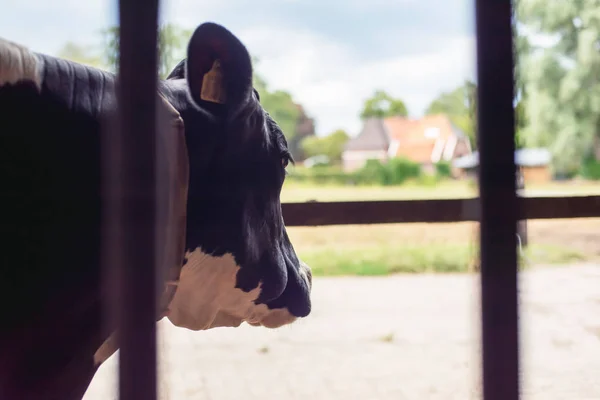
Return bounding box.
[383,114,464,163]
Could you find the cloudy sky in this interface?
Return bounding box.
[2,0,476,136]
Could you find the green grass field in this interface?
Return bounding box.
[281,179,600,202]
[282,179,600,276]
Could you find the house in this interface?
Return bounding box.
[342,114,472,172]
[453,148,552,183]
[341,118,391,171]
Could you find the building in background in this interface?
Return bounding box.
[341,118,391,171]
[342,114,472,172]
[453,147,552,183]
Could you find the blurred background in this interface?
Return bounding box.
[3,0,599,398]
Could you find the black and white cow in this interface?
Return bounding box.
[0,22,311,399]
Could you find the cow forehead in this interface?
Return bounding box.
[0,38,41,90]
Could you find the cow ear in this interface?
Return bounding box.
[185,22,253,112]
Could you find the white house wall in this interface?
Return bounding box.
[342,150,388,171]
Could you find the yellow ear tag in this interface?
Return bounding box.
[200,59,226,104]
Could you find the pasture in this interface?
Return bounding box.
[283,179,600,276]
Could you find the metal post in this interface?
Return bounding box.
[111,0,160,398]
[475,0,521,399]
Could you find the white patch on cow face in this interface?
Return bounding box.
[0,38,41,90]
[166,247,298,330]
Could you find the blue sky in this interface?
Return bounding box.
[1,0,476,136]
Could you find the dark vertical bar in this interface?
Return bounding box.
[116,0,160,399]
[475,0,520,399]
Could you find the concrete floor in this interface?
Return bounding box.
[84,263,600,400]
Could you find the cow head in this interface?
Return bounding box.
[161,22,312,331]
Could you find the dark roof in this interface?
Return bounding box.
[344,118,390,151]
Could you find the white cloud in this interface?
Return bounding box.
[240,24,476,136]
[0,0,115,53]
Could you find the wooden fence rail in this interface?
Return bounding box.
[282,195,600,226]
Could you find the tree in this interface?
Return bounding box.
[301,129,349,162]
[255,87,300,144]
[101,26,119,73]
[425,81,477,146]
[514,99,528,149]
[252,60,306,159]
[56,42,105,68]
[513,10,531,151]
[291,104,316,161]
[101,23,192,78]
[158,24,193,78]
[516,0,600,174]
[360,90,408,119]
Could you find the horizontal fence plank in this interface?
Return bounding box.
[282,195,600,226]
[525,195,600,220]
